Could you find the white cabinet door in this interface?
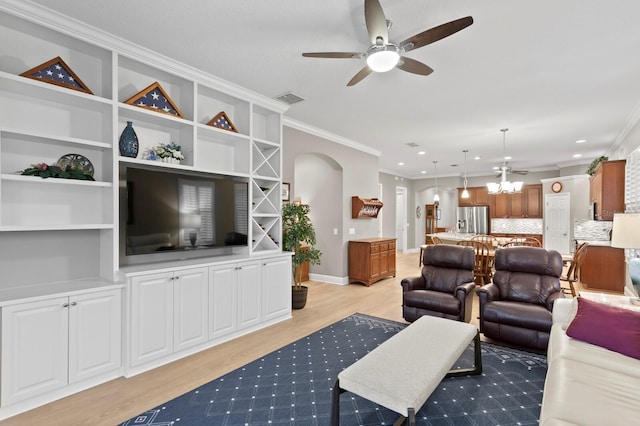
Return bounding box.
[1,297,69,405]
[68,289,122,383]
[173,267,208,352]
[262,257,292,321]
[130,272,174,367]
[237,261,262,330]
[208,264,238,340]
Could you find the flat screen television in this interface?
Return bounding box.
[120,164,249,264]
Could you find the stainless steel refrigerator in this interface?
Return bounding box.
[457,206,490,234]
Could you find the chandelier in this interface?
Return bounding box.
[487,129,523,194]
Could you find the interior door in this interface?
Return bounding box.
[544,193,571,254]
[395,187,407,252]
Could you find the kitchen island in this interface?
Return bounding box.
[575,240,626,294]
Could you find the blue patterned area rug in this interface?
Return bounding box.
[120,313,547,425]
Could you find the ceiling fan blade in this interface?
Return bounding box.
[512,170,529,175]
[347,66,373,86]
[400,16,473,53]
[364,0,388,45]
[396,57,434,76]
[302,52,363,59]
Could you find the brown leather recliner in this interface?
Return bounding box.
[477,246,565,351]
[401,244,476,323]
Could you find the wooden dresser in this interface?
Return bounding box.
[348,238,397,286]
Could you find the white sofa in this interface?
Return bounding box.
[539,298,640,425]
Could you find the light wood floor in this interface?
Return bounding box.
[2,251,425,425]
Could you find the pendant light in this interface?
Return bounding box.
[433,161,440,203]
[461,150,470,199]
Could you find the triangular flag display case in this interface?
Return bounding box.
[20,56,93,94]
[207,111,238,133]
[123,81,184,118]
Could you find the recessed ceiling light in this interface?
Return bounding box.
[504,156,512,160]
[492,166,500,170]
[398,162,404,166]
[573,154,582,158]
[474,156,480,160]
[418,151,426,155]
[576,139,587,144]
[421,170,426,174]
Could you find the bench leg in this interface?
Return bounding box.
[445,331,483,377]
[331,378,345,426]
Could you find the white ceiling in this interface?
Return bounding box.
[29,0,640,179]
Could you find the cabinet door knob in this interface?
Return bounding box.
[70,302,77,306]
[62,303,69,308]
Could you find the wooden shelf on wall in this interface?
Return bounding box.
[352,196,383,219]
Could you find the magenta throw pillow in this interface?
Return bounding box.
[566,297,640,360]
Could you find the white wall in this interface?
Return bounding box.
[283,125,380,281]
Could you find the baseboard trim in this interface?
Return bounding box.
[308,273,348,286]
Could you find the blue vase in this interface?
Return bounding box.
[119,121,139,158]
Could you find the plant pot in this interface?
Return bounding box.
[292,285,308,309]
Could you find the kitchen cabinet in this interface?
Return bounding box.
[580,245,626,293]
[348,238,397,286]
[589,160,626,221]
[458,187,491,206]
[490,184,542,218]
[129,267,208,368]
[1,289,122,406]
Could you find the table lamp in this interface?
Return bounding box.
[183,214,202,247]
[610,213,640,296]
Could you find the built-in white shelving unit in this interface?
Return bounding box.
[0,0,289,419]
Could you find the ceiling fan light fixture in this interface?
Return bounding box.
[366,44,400,72]
[487,182,501,194]
[486,129,524,194]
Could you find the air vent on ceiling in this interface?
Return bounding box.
[405,142,419,148]
[275,92,304,105]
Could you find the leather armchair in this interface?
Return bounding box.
[477,246,564,350]
[401,244,476,323]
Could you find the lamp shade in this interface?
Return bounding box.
[183,214,202,229]
[611,213,640,249]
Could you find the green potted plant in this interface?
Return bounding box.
[282,202,322,309]
[586,155,608,176]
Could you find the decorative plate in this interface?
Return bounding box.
[57,153,94,176]
[551,181,563,193]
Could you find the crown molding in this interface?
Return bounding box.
[283,117,381,157]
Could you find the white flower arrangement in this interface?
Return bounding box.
[144,142,185,163]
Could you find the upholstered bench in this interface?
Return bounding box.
[331,315,482,426]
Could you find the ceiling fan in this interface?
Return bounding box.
[495,128,528,178]
[301,0,473,86]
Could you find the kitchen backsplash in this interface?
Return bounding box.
[574,219,612,241]
[492,218,543,234]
